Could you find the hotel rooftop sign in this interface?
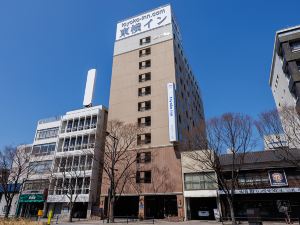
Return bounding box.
[116,5,172,41]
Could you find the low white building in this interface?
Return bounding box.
[181,150,220,221]
[18,118,60,218]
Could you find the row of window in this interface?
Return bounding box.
[29,160,52,174]
[54,155,93,173]
[35,127,59,140]
[49,177,90,195]
[138,38,152,146]
[32,143,56,156]
[58,134,95,152]
[184,172,216,190]
[24,179,49,191]
[61,115,98,133]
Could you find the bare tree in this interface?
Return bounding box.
[0,145,32,218]
[255,105,300,167]
[102,120,143,222]
[182,113,256,225]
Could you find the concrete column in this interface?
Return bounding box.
[42,202,48,217]
[184,197,190,221]
[99,196,106,218]
[176,194,184,220]
[138,196,145,219]
[87,202,92,218]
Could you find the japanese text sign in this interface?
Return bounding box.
[116,5,171,41]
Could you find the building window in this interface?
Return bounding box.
[66,120,73,132]
[91,115,97,128]
[140,36,151,45]
[139,60,151,69]
[137,133,151,145]
[30,160,53,174]
[138,116,151,127]
[184,172,216,190]
[136,171,151,183]
[35,127,59,140]
[290,41,300,52]
[139,48,151,57]
[32,143,56,156]
[174,57,177,65]
[24,180,49,191]
[139,72,151,82]
[136,152,151,163]
[138,86,151,96]
[238,174,269,188]
[138,101,151,111]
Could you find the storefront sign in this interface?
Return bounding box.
[268,170,288,187]
[116,5,171,40]
[167,83,178,142]
[19,194,44,203]
[219,187,300,195]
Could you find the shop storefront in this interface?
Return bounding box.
[220,190,300,220]
[18,194,45,218]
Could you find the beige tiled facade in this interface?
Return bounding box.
[101,5,205,219]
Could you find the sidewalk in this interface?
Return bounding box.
[51,219,296,225]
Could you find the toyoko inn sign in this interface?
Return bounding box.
[116,5,172,41]
[167,83,178,142]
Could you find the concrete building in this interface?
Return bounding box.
[100,4,205,219]
[47,105,107,219]
[181,149,300,221]
[269,25,300,149]
[219,149,300,221]
[18,118,60,218]
[270,25,300,109]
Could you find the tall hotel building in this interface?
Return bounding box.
[270,25,300,109]
[100,5,205,219]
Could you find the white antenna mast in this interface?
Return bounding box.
[83,69,97,107]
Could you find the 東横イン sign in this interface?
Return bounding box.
[116,5,172,41]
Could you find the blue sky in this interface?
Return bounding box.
[0,0,299,148]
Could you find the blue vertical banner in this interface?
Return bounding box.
[167,83,178,142]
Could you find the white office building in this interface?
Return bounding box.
[47,105,107,219]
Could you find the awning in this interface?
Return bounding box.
[19,194,44,203]
[0,184,21,193]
